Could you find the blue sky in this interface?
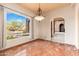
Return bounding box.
[7,13,29,23]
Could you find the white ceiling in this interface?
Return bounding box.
[18,3,71,13]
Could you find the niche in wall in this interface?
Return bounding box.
[59,23,65,32]
[54,17,65,34]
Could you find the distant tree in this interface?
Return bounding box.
[7,21,23,31]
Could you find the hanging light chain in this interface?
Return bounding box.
[34,3,45,21]
[37,3,42,16]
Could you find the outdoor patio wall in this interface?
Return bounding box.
[39,6,76,46]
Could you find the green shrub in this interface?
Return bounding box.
[7,35,15,40]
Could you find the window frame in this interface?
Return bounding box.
[4,8,32,40]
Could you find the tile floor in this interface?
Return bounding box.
[0,39,79,56]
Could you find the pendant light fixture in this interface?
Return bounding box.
[34,3,45,21]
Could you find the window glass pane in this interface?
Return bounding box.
[6,12,30,40]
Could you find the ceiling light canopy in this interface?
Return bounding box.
[34,4,45,21]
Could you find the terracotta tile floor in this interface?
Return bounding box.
[0,39,79,56]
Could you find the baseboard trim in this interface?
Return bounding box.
[0,38,77,52]
[0,39,37,51]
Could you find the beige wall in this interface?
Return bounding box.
[39,6,77,46]
[33,20,40,39]
[76,4,79,48]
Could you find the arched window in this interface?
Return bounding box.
[59,24,65,32]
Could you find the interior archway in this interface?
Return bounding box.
[59,23,65,32]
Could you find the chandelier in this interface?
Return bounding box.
[34,4,45,21]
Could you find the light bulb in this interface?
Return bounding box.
[34,16,45,21]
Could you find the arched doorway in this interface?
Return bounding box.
[59,23,65,32]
